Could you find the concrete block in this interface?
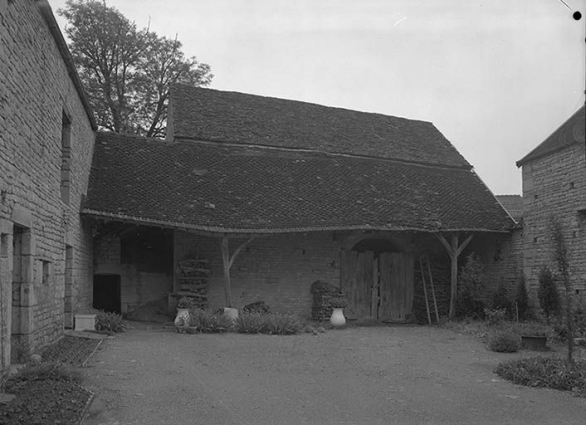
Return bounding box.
[75,314,96,331]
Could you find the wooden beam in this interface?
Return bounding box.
[229,237,256,269]
[435,233,453,255]
[456,234,474,257]
[449,234,458,320]
[434,232,475,320]
[220,236,257,308]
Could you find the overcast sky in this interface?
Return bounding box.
[50,0,585,195]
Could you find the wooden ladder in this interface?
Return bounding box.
[419,255,440,324]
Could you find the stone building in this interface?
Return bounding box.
[84,85,514,322]
[0,0,96,373]
[516,106,586,298]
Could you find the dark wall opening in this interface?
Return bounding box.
[120,226,173,273]
[93,274,121,314]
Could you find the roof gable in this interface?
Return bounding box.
[169,85,471,169]
[517,106,585,166]
[84,132,513,234]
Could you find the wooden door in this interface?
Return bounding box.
[340,250,374,318]
[378,252,414,322]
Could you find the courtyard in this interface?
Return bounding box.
[81,324,586,425]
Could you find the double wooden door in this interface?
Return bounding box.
[340,250,414,322]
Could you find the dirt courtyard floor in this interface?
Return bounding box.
[81,324,586,425]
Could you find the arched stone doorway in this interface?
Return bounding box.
[340,235,414,322]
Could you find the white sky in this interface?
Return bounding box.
[49,0,585,195]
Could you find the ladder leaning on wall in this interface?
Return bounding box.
[419,255,440,325]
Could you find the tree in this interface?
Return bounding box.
[59,0,212,137]
[550,215,575,364]
[537,266,560,323]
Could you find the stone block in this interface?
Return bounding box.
[74,314,96,331]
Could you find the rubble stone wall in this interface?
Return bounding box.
[520,142,586,303]
[0,0,95,371]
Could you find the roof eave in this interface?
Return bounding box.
[81,209,512,236]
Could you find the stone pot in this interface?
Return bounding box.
[174,308,190,328]
[330,308,346,327]
[223,307,239,322]
[521,335,547,350]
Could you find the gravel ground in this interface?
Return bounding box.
[81,324,586,425]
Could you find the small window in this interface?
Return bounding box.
[42,260,51,285]
[61,111,72,204]
[0,234,8,256]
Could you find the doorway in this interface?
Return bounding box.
[93,274,121,314]
[340,239,414,322]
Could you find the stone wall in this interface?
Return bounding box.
[174,231,343,318]
[521,142,586,302]
[0,0,95,371]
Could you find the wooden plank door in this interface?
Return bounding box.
[340,250,374,318]
[378,252,414,322]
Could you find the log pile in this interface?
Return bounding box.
[310,280,345,322]
[174,259,210,309]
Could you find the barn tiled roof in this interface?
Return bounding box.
[169,85,471,169]
[517,106,585,166]
[496,195,523,223]
[83,132,513,234]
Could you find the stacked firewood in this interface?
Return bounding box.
[310,280,345,322]
[175,259,209,308]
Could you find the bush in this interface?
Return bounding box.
[176,297,195,309]
[264,313,304,335]
[515,277,529,320]
[487,330,520,352]
[95,310,125,334]
[188,308,233,333]
[495,357,586,394]
[243,301,270,314]
[491,280,511,315]
[537,266,560,322]
[7,362,82,388]
[457,254,486,319]
[235,312,267,334]
[484,308,508,326]
[234,312,303,335]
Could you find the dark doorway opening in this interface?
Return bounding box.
[93,274,121,314]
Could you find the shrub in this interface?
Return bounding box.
[234,312,303,335]
[487,330,520,352]
[457,254,486,319]
[176,297,195,309]
[243,301,270,314]
[188,308,232,333]
[495,357,586,394]
[95,310,125,334]
[330,296,348,309]
[538,267,560,322]
[7,362,82,389]
[265,313,304,335]
[491,280,511,315]
[514,277,529,320]
[235,312,267,334]
[484,308,508,326]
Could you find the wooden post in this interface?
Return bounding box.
[220,235,257,308]
[435,233,474,320]
[220,236,232,307]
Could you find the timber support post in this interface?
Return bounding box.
[220,235,257,308]
[435,232,474,320]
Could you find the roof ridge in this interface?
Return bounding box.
[171,83,432,125]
